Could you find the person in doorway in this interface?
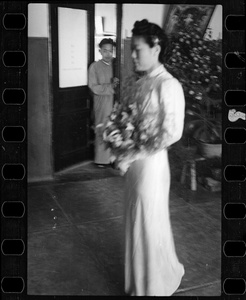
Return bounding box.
[116,19,185,296]
[88,38,119,167]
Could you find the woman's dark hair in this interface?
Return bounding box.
[132,19,169,64]
[99,38,116,48]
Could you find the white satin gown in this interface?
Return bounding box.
[123,65,185,296]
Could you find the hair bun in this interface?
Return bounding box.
[133,19,150,34]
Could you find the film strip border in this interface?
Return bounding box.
[1,1,27,298]
[0,1,245,299]
[223,0,246,296]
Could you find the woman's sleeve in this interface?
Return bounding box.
[159,78,185,148]
[88,63,115,96]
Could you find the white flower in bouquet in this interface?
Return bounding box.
[110,113,117,121]
[140,132,148,141]
[126,122,135,131]
[104,129,119,143]
[122,139,135,148]
[108,129,120,137]
[115,138,123,147]
[106,120,114,127]
[121,111,129,122]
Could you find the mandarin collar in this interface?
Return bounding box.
[101,59,111,66]
[146,64,168,79]
[136,65,167,83]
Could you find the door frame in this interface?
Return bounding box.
[50,3,95,172]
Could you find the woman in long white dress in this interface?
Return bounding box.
[122,19,185,296]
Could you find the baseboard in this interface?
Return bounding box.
[55,160,93,175]
[28,175,54,183]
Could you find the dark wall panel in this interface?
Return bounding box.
[28,38,53,182]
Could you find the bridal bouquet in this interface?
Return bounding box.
[103,100,166,174]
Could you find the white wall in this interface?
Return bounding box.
[122,4,167,39]
[95,3,116,33]
[28,3,49,38]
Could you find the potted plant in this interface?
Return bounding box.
[184,95,222,158]
[165,13,222,157]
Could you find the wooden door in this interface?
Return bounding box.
[50,4,94,172]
